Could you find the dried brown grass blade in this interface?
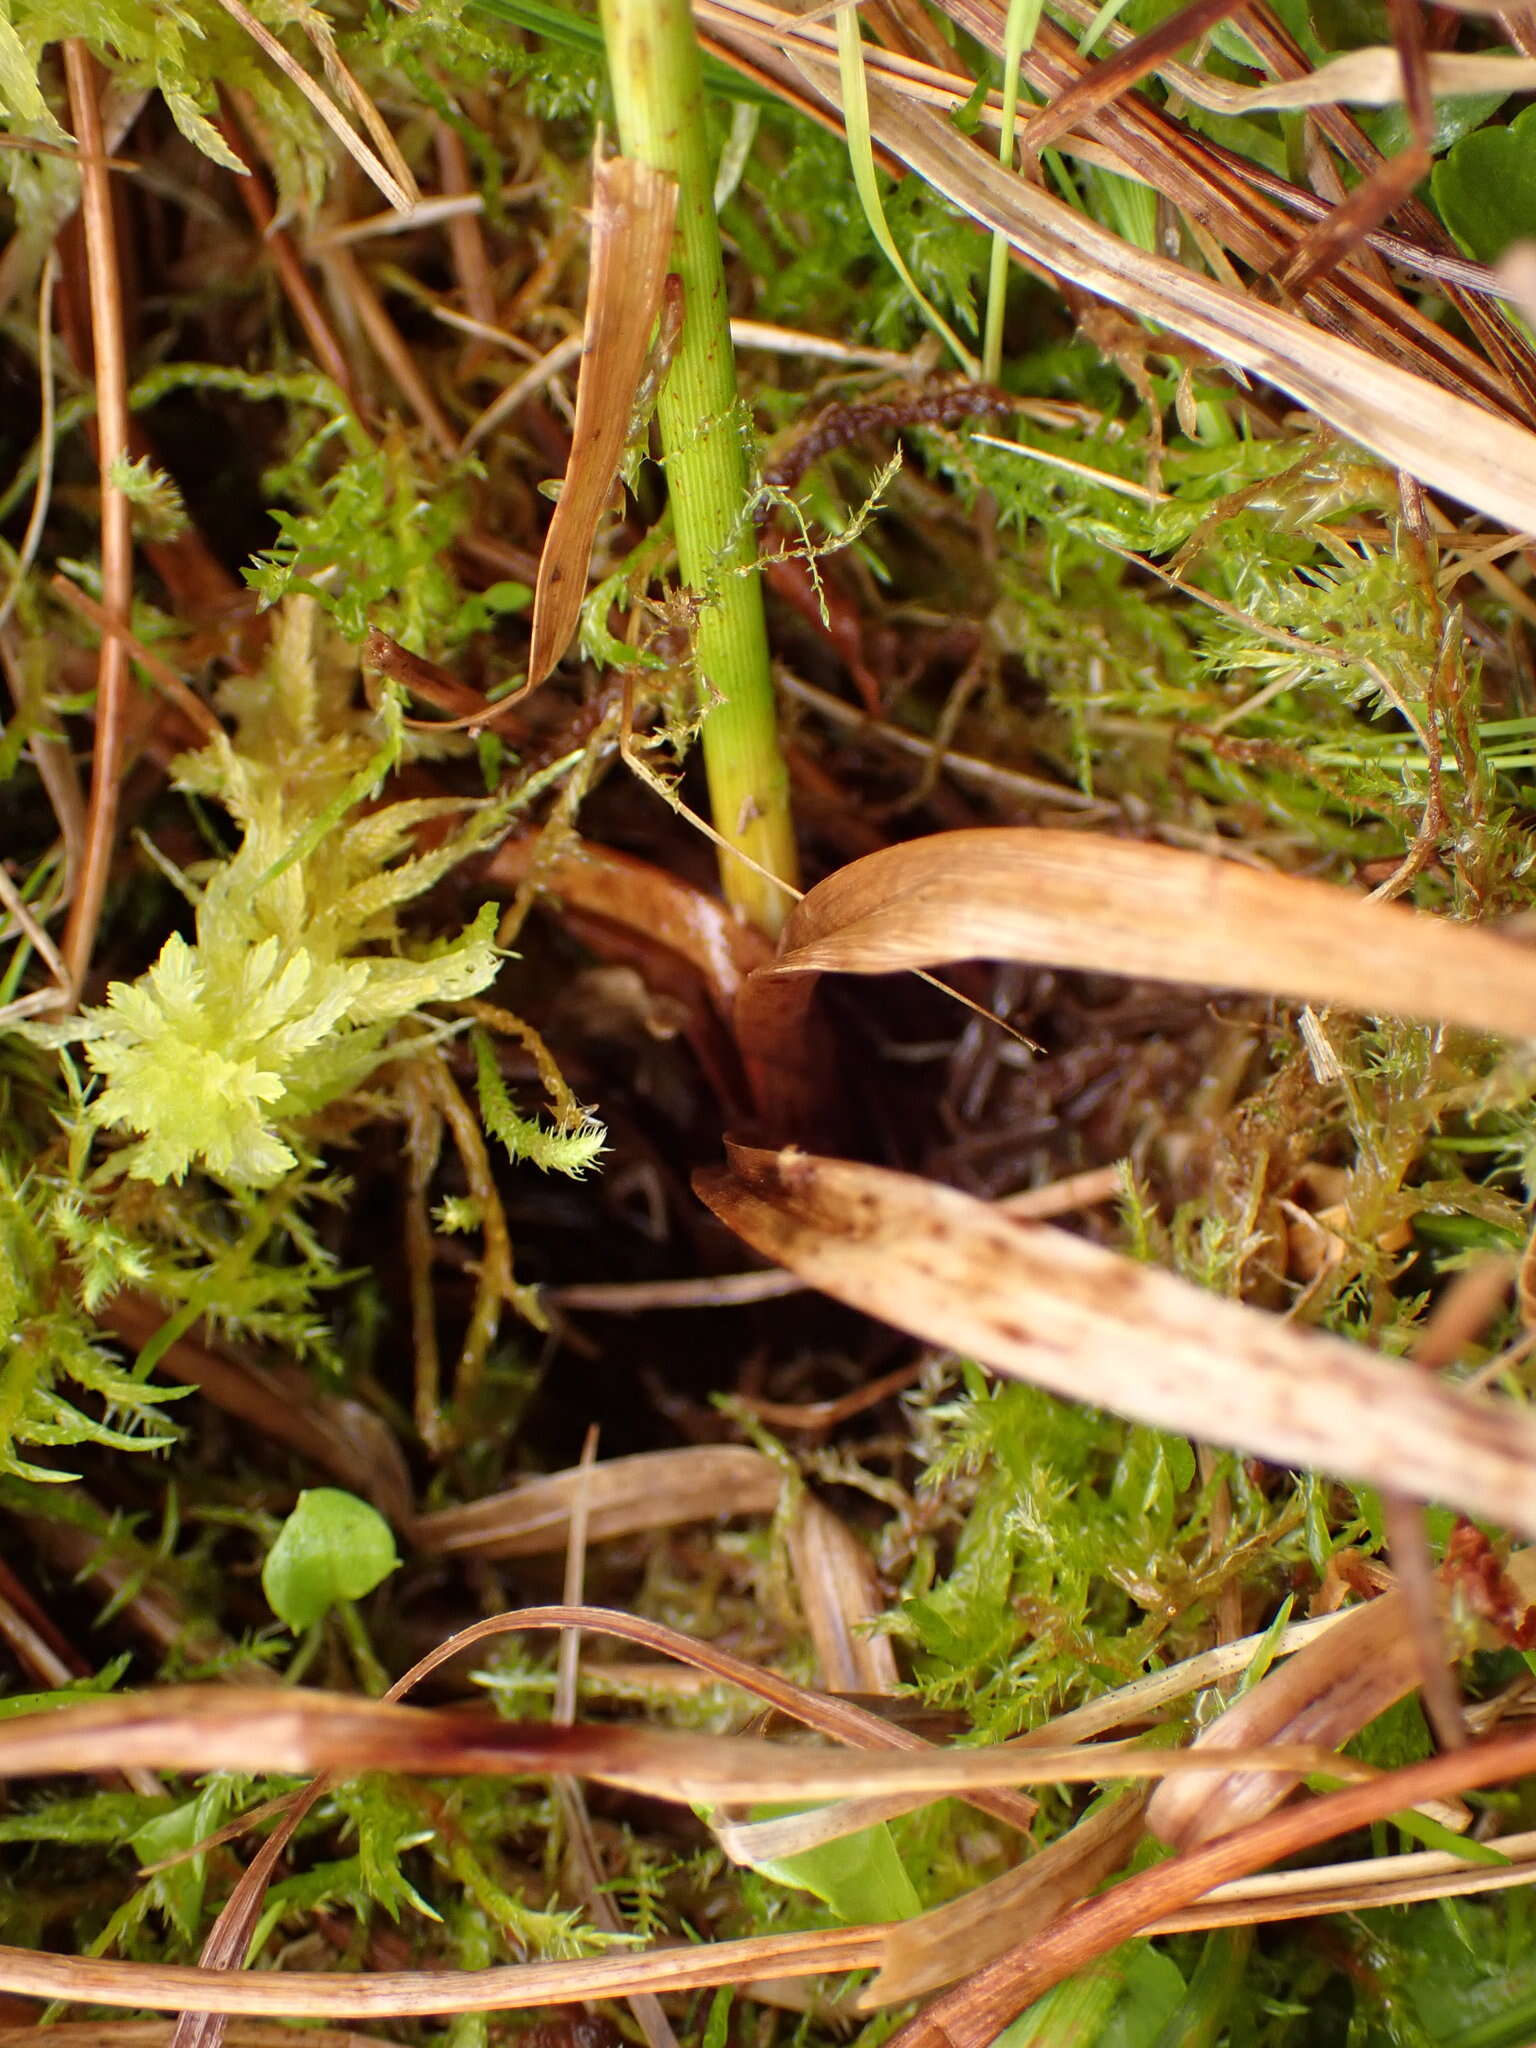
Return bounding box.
[1145,1592,1421,1850]
[862,1792,1147,2004]
[526,157,678,688]
[775,44,1536,525]
[787,1494,904,1696]
[0,1931,888,2019]
[696,1144,1536,1539]
[881,1724,1536,2048]
[1145,1827,1536,1930]
[1017,0,1246,159]
[0,1684,1345,1800]
[735,827,1536,1132]
[410,1444,783,1558]
[211,0,413,211]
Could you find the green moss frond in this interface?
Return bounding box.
[56,604,504,1187]
[473,1028,607,1178]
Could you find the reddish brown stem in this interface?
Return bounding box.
[60,41,133,998]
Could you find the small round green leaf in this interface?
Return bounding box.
[1432,103,1536,264]
[262,1488,399,1632]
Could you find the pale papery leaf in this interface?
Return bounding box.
[696,1144,1536,1538]
[1144,1591,1422,1851]
[411,1445,785,1558]
[734,827,1536,1131]
[526,157,679,689]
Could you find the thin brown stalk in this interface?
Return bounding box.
[460,333,583,452]
[0,625,83,907]
[774,666,1108,814]
[421,1046,523,1418]
[0,861,68,1002]
[0,1929,891,2018]
[433,122,498,334]
[0,1563,161,1803]
[51,572,223,744]
[297,18,420,208]
[1019,0,1247,160]
[1278,13,1431,306]
[400,1060,448,1453]
[217,102,358,403]
[550,1267,807,1309]
[60,42,133,999]
[553,1435,681,2048]
[321,244,456,453]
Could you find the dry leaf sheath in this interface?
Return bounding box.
[526,157,678,688]
[734,827,1536,1132]
[698,1145,1536,1536]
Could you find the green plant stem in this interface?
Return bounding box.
[981,0,1045,384]
[598,0,799,936]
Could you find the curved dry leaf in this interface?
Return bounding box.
[400,1603,1036,1835]
[411,1445,783,1559]
[860,1793,1146,2005]
[766,829,1536,1030]
[1145,1591,1423,1850]
[736,827,1536,1129]
[1149,45,1536,114]
[527,158,678,688]
[696,1145,1536,1539]
[785,50,1536,528]
[0,1685,1344,1799]
[485,833,772,1016]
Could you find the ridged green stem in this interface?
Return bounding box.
[599,0,799,936]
